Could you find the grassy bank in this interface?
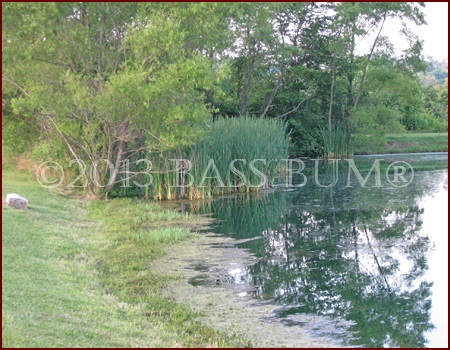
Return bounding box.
[354,132,448,155]
[2,169,250,347]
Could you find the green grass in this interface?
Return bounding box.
[2,169,251,347]
[354,132,448,155]
[385,133,448,153]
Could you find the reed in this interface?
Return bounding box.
[320,121,354,159]
[146,115,291,200]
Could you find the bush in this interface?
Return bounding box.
[350,105,404,155]
[401,112,448,132]
[287,118,323,157]
[352,105,405,134]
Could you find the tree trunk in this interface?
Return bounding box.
[261,71,283,118]
[328,55,336,132]
[353,12,387,110]
[347,28,355,118]
[240,54,255,116]
[105,120,130,193]
[239,24,256,116]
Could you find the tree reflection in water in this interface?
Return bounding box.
[196,161,447,348]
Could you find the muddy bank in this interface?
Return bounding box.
[151,232,353,348]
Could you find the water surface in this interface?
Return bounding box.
[186,154,448,347]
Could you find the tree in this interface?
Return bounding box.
[3,2,435,170]
[3,3,217,196]
[332,2,426,116]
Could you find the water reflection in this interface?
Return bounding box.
[192,157,448,348]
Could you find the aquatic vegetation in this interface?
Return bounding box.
[143,116,291,200]
[320,121,354,159]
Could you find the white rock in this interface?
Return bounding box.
[6,193,28,209]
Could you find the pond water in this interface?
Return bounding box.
[168,154,448,347]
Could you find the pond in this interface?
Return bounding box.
[164,154,448,347]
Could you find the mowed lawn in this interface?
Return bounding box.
[386,133,448,153]
[2,169,248,348]
[354,132,448,155]
[2,170,164,347]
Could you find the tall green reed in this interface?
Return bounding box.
[319,121,354,159]
[147,115,291,200]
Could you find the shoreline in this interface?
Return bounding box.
[151,232,349,348]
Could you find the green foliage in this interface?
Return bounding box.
[1,93,40,158]
[319,121,354,158]
[401,111,448,132]
[350,105,404,154]
[352,105,405,134]
[3,3,216,197]
[420,80,448,131]
[3,1,443,187]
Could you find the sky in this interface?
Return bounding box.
[410,2,448,61]
[357,2,448,62]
